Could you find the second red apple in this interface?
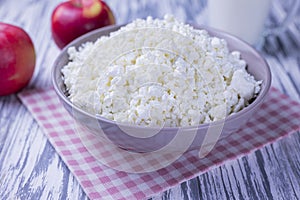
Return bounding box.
[51,0,115,49]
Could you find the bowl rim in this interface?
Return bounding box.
[51,24,272,131]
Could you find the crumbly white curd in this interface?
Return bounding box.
[62,15,261,127]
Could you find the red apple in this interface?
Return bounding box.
[0,23,36,96]
[51,0,115,49]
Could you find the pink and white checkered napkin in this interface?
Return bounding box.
[18,87,300,200]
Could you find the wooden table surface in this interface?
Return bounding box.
[1,0,300,199]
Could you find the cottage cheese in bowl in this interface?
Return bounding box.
[62,15,261,127]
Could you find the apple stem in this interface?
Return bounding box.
[71,0,96,7]
[70,0,82,7]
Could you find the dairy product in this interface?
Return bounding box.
[62,15,261,127]
[207,0,272,45]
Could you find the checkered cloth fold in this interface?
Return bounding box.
[18,87,300,200]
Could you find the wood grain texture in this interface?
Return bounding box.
[1,0,300,199]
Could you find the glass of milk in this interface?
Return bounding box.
[207,0,299,48]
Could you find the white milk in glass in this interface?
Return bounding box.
[208,0,272,45]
